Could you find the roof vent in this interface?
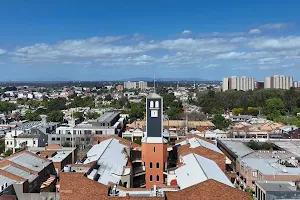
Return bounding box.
[282,168,288,173]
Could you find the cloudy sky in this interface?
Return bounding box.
[0,0,300,81]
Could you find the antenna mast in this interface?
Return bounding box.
[154,74,156,93]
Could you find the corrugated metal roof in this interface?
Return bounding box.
[85,138,128,185]
[0,175,16,187]
[219,140,254,157]
[1,165,38,182]
[177,137,223,154]
[240,157,300,175]
[175,153,233,190]
[8,153,50,171]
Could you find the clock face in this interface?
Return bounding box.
[151,110,158,118]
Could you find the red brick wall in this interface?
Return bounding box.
[142,142,167,189]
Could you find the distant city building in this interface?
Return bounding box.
[123,81,147,90]
[124,81,137,89]
[255,81,264,89]
[264,75,293,90]
[293,81,300,88]
[222,76,255,91]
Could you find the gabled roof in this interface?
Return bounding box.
[175,154,232,189]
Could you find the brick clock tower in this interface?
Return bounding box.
[142,93,168,189]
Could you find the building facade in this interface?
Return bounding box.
[264,75,293,89]
[222,76,255,91]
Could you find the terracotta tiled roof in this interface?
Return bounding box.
[165,179,251,200]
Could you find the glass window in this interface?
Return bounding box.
[150,175,153,182]
[252,171,257,177]
[156,175,159,182]
[155,101,159,108]
[150,162,153,169]
[52,138,55,141]
[154,147,156,152]
[156,162,159,168]
[150,101,154,108]
[57,138,60,141]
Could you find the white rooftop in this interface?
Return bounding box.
[85,138,128,185]
[8,153,50,171]
[1,165,38,182]
[0,174,16,188]
[240,157,300,175]
[48,151,73,163]
[177,137,223,154]
[175,153,233,189]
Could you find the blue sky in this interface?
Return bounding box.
[0,0,300,81]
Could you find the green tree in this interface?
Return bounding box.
[73,112,84,121]
[85,112,101,120]
[45,97,67,113]
[24,110,41,121]
[129,103,145,119]
[4,149,12,157]
[232,108,244,115]
[47,110,64,122]
[264,98,285,119]
[212,114,231,130]
[0,102,17,113]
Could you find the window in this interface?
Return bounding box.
[33,141,36,145]
[150,162,153,169]
[150,175,153,182]
[10,141,12,145]
[57,137,60,141]
[52,138,56,141]
[154,147,156,152]
[81,138,85,141]
[252,171,257,177]
[150,101,154,108]
[156,175,159,182]
[155,101,159,108]
[66,138,70,141]
[156,162,159,168]
[6,141,8,145]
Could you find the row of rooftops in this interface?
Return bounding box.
[61,136,249,200]
[0,151,52,188]
[218,138,300,175]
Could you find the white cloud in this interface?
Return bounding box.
[248,36,300,50]
[0,49,6,55]
[182,30,192,35]
[260,23,288,30]
[249,29,261,34]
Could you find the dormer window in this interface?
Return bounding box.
[150,101,154,108]
[155,101,159,108]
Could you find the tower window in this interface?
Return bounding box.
[150,162,153,168]
[154,147,156,152]
[150,101,154,108]
[155,101,159,108]
[156,175,159,182]
[150,175,153,182]
[156,162,159,168]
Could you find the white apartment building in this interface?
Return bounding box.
[264,75,293,89]
[293,81,300,88]
[124,81,137,89]
[138,81,148,90]
[222,76,254,91]
[124,81,147,90]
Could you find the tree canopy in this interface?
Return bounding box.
[47,110,64,122]
[24,110,41,121]
[0,102,17,113]
[212,114,231,130]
